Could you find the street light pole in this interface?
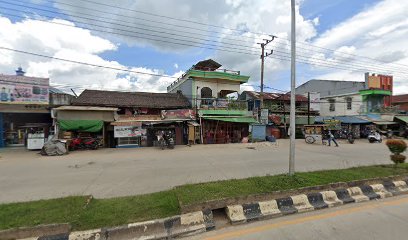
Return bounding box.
[289,0,296,175]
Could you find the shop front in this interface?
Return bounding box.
[53,106,118,149]
[199,110,257,144]
[0,110,52,149]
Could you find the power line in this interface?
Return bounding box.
[0,2,263,53]
[52,0,273,37]
[39,0,408,71]
[3,2,408,76]
[0,46,178,78]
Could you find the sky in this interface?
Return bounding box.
[0,0,407,94]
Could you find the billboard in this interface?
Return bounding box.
[161,109,195,120]
[0,77,49,104]
[309,92,320,112]
[114,126,146,138]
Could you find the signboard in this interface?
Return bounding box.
[114,126,146,138]
[323,119,341,130]
[260,109,269,124]
[309,92,320,112]
[0,77,49,104]
[368,75,381,89]
[161,109,195,120]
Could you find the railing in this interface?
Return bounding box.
[167,65,242,91]
[194,98,248,110]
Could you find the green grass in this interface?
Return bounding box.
[1,163,408,231]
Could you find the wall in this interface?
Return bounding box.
[195,78,240,97]
[49,93,74,106]
[56,110,115,122]
[296,80,365,98]
[394,102,408,112]
[319,93,363,116]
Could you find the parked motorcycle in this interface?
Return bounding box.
[157,131,175,150]
[368,131,382,143]
[69,137,100,150]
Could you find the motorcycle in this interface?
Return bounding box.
[368,131,382,143]
[157,131,175,150]
[69,137,100,150]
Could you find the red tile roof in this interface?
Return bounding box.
[72,89,191,109]
[392,94,408,103]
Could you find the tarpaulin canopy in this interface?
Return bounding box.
[203,116,257,123]
[58,120,103,132]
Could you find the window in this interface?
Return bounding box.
[329,99,335,112]
[200,87,213,106]
[346,97,352,110]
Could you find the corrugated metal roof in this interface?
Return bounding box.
[396,116,408,123]
[55,106,118,111]
[315,116,371,124]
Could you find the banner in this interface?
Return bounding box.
[114,126,146,138]
[309,92,320,112]
[161,109,194,120]
[0,78,49,104]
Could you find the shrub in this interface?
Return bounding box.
[386,139,407,164]
[390,154,406,164]
[386,139,407,154]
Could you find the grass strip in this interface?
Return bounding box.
[1,163,407,231]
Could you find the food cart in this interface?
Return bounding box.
[303,124,327,144]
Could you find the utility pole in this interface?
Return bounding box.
[307,92,311,125]
[259,37,275,109]
[289,0,296,176]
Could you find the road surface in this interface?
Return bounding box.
[190,195,408,240]
[0,139,393,203]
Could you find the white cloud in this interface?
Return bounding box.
[174,63,179,69]
[0,16,178,93]
[305,0,408,95]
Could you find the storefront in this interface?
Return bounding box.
[198,109,257,144]
[53,106,118,148]
[111,123,147,148]
[0,70,51,148]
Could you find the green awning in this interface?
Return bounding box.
[280,116,315,125]
[203,117,258,123]
[396,116,408,124]
[58,120,103,132]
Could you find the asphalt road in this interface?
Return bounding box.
[190,195,408,240]
[0,139,393,203]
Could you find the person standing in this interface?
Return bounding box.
[328,130,339,147]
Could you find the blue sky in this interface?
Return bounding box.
[0,0,407,94]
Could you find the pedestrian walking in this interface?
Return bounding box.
[328,130,339,147]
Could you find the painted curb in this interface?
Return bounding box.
[9,178,408,240]
[0,224,70,240]
[67,211,208,240]
[225,181,408,224]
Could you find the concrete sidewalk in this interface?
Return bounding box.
[0,139,392,203]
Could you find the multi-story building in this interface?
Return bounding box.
[167,59,256,144]
[296,73,393,117]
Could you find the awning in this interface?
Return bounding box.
[315,116,371,124]
[111,121,142,126]
[281,116,315,125]
[395,116,408,124]
[188,121,200,126]
[58,120,103,132]
[373,121,398,125]
[203,116,258,123]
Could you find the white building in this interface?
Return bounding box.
[319,92,364,116]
